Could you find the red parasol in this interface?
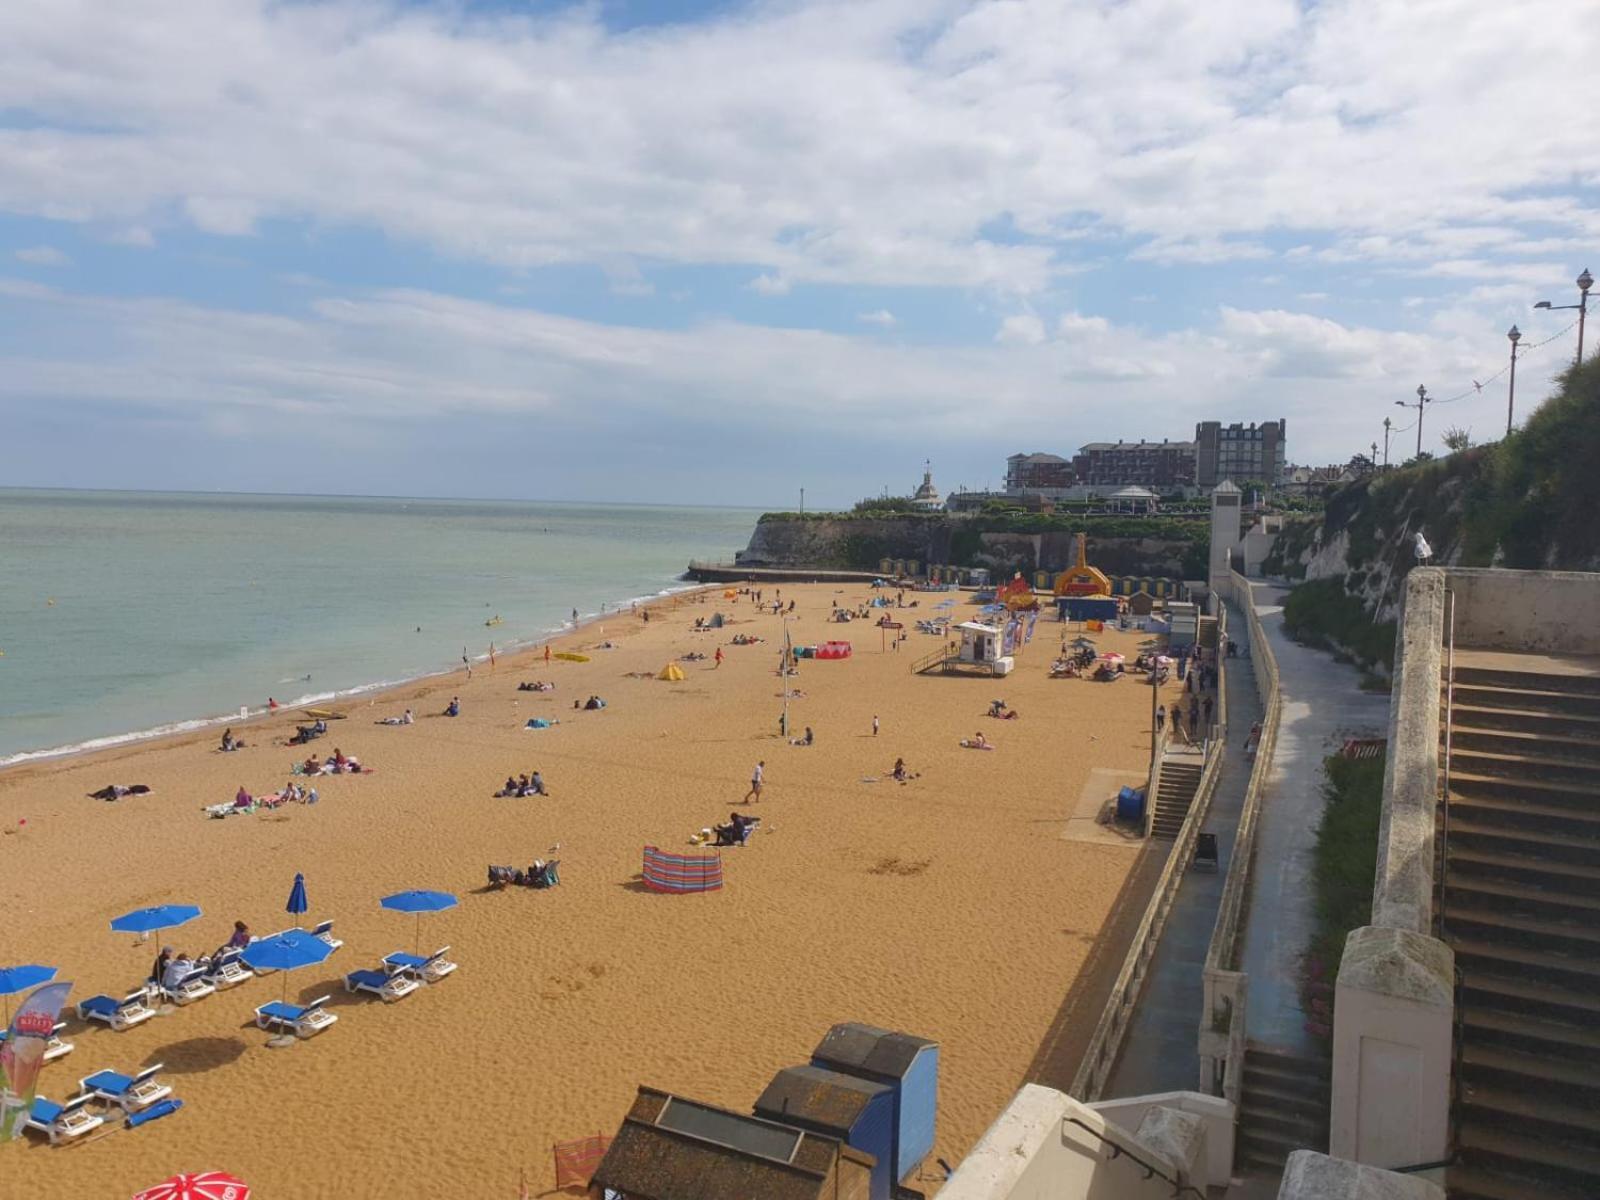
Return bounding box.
[133,1173,250,1200]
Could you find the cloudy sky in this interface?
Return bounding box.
[3,0,1596,506]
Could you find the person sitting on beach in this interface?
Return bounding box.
[530,770,547,796]
[163,951,196,992]
[331,748,348,770]
[214,920,252,961]
[800,726,814,745]
[220,728,240,752]
[891,757,910,782]
[151,946,174,986]
[378,711,409,725]
[303,755,321,775]
[444,697,460,717]
[312,718,328,735]
[501,776,519,797]
[962,731,991,750]
[234,784,252,807]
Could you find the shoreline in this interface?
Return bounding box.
[0,579,717,775]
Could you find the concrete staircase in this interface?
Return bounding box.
[1236,1046,1331,1172]
[1149,756,1204,840]
[1440,662,1600,1200]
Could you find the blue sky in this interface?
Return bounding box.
[2,0,1597,506]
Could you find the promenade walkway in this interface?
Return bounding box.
[1235,580,1390,1055]
[1104,597,1263,1098]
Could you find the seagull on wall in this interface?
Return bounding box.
[1414,532,1434,564]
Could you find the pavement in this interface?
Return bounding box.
[1104,598,1264,1098]
[1234,579,1391,1055]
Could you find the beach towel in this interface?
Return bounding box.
[641,846,723,893]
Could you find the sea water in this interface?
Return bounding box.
[0,489,756,764]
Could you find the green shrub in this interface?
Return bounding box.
[1282,578,1396,672]
[1306,754,1386,994]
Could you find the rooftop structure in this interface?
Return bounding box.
[1005,451,1075,493]
[1073,439,1196,489]
[910,460,942,510]
[1195,419,1286,487]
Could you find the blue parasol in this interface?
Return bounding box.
[0,963,58,1028]
[286,873,309,927]
[241,928,333,1046]
[380,889,458,956]
[110,904,201,939]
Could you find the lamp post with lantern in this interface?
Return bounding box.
[1533,268,1592,365]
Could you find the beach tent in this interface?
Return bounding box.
[816,641,853,659]
[707,612,726,628]
[641,846,723,892]
[657,663,685,681]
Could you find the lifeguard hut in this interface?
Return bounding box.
[953,620,1013,676]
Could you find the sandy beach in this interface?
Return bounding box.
[0,581,1181,1196]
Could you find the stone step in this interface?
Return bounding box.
[1449,746,1600,789]
[1448,1159,1597,1200]
[1443,874,1600,918]
[1243,1045,1332,1081]
[1444,905,1600,958]
[1454,1124,1600,1200]
[1237,1099,1326,1144]
[1238,1074,1331,1120]
[1235,1124,1310,1170]
[1448,816,1600,869]
[1447,701,1600,739]
[1447,769,1600,812]
[1451,936,1600,992]
[1461,1041,1600,1098]
[1446,791,1600,838]
[1452,666,1600,697]
[1447,844,1600,890]
[1459,967,1600,1027]
[1458,1078,1600,1140]
[1460,1005,1600,1064]
[1451,682,1600,718]
[1451,727,1600,768]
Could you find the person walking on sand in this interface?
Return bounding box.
[873,714,880,737]
[544,644,551,663]
[1155,704,1166,733]
[572,607,578,625]
[714,647,724,668]
[743,760,765,804]
[462,647,472,679]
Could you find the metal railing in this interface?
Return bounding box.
[1063,1118,1205,1199]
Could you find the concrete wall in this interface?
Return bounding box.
[938,1085,1191,1200]
[1437,567,1600,654]
[1088,1090,1235,1189]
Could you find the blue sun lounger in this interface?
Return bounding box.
[79,1064,171,1113]
[25,1094,103,1144]
[310,919,344,952]
[202,948,253,990]
[1,1021,74,1062]
[344,967,419,1003]
[382,945,457,984]
[254,995,338,1039]
[159,966,216,1006]
[76,990,156,1032]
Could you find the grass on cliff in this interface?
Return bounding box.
[1302,752,1387,1037]
[1282,577,1397,672]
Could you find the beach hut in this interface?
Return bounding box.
[810,1023,938,1186]
[590,1086,875,1200]
[754,1066,896,1200]
[657,663,686,681]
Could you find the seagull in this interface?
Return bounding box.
[1414,532,1434,563]
[548,842,560,853]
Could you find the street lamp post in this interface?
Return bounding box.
[1396,385,1431,459]
[1534,267,1593,366]
[1382,416,1393,468]
[1506,325,1521,436]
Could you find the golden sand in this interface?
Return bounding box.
[0,582,1179,1196]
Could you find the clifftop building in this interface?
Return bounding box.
[1005,452,1075,493]
[910,461,942,510]
[1195,419,1286,487]
[1072,439,1196,489]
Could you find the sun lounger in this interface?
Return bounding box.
[202,949,254,990]
[79,1064,171,1113]
[254,995,338,1039]
[25,1094,103,1144]
[344,967,419,1003]
[383,945,457,984]
[159,967,217,1006]
[76,990,156,1032]
[1,1021,74,1063]
[311,919,344,952]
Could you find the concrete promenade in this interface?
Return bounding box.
[1104,596,1263,1097]
[1235,580,1390,1055]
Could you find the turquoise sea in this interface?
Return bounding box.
[0,489,755,765]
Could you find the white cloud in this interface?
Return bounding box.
[105,226,155,248]
[0,0,1591,292]
[14,245,69,267]
[996,313,1046,345]
[748,273,791,296]
[858,309,896,327]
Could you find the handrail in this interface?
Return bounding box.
[1063,1118,1205,1199]
[1390,1157,1455,1174]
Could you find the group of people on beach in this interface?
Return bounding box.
[497,771,548,798]
[151,919,253,989]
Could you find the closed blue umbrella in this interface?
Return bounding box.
[0,963,58,1028]
[110,904,201,939]
[241,929,333,1047]
[286,873,309,928]
[380,889,457,956]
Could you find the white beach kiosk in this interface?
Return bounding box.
[955,620,1014,676]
